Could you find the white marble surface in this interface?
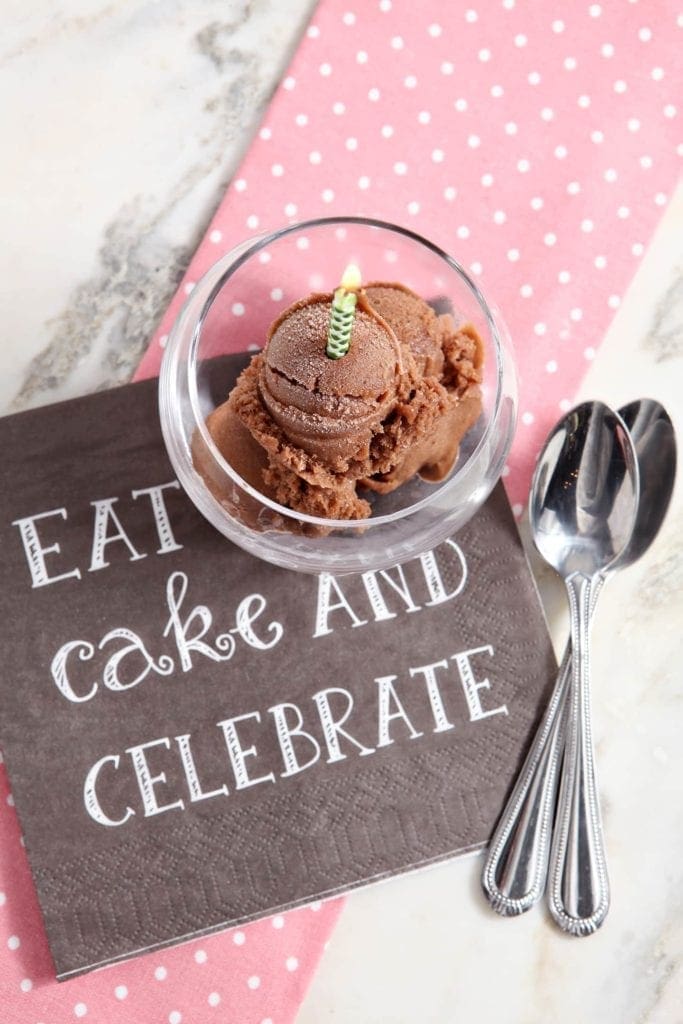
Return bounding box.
[2,3,682,1022]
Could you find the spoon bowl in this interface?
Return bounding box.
[530,402,639,578]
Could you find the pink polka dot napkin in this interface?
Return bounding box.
[2,1,680,1021]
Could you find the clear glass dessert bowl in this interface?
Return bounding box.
[159,217,517,574]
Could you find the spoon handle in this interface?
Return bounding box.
[548,572,610,936]
[481,650,569,915]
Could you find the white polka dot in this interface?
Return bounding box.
[520,284,533,298]
[502,465,511,477]
[246,214,259,230]
[208,993,221,1007]
[209,229,222,244]
[296,237,310,250]
[604,167,618,182]
[381,124,394,137]
[169,1014,181,1024]
[481,173,494,186]
[640,154,653,168]
[663,104,677,118]
[654,192,668,206]
[407,201,421,215]
[428,23,442,36]
[614,79,627,93]
[512,503,524,517]
[444,186,457,200]
[342,11,356,25]
[515,33,527,47]
[554,144,568,159]
[465,9,478,22]
[601,42,614,58]
[540,107,554,121]
[558,270,571,284]
[391,35,404,49]
[159,334,168,349]
[261,1019,274,1024]
[595,255,607,269]
[567,180,581,194]
[404,74,417,88]
[457,225,470,239]
[8,935,20,950]
[418,110,431,124]
[333,101,345,115]
[589,3,602,15]
[284,202,297,217]
[0,891,6,906]
[632,242,644,256]
[454,98,468,112]
[651,67,664,81]
[470,262,483,275]
[544,232,557,247]
[295,113,308,126]
[608,295,621,309]
[356,50,368,64]
[259,127,272,141]
[272,915,285,929]
[522,412,535,426]
[564,56,577,70]
[358,175,371,189]
[546,360,558,373]
[286,956,299,972]
[505,121,518,135]
[584,347,596,360]
[20,978,32,993]
[154,966,167,980]
[234,178,247,192]
[617,205,630,219]
[578,94,591,108]
[7,793,14,806]
[638,26,652,41]
[307,24,320,37]
[530,196,544,211]
[491,84,504,97]
[559,399,572,412]
[502,0,515,8]
[183,281,195,295]
[247,976,261,990]
[384,249,398,263]
[534,322,546,336]
[271,163,284,177]
[552,19,565,33]
[270,288,284,302]
[581,218,594,233]
[432,148,444,163]
[493,210,507,224]
[569,307,583,321]
[517,158,530,172]
[393,161,407,175]
[528,70,541,85]
[309,151,322,164]
[319,63,332,76]
[322,188,335,203]
[74,1006,88,1019]
[478,48,491,61]
[441,61,455,74]
[283,76,296,91]
[468,134,481,148]
[114,986,127,1001]
[259,251,271,264]
[232,302,245,316]
[507,248,520,262]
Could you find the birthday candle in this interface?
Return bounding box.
[326,264,362,359]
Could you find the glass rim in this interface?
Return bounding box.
[181,215,506,530]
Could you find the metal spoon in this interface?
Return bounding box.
[482,401,675,921]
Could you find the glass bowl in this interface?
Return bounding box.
[159,217,517,574]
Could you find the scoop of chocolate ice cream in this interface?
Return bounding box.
[365,282,445,378]
[259,293,404,472]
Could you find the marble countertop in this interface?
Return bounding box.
[2,2,682,1022]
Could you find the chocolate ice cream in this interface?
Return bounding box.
[198,272,484,523]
